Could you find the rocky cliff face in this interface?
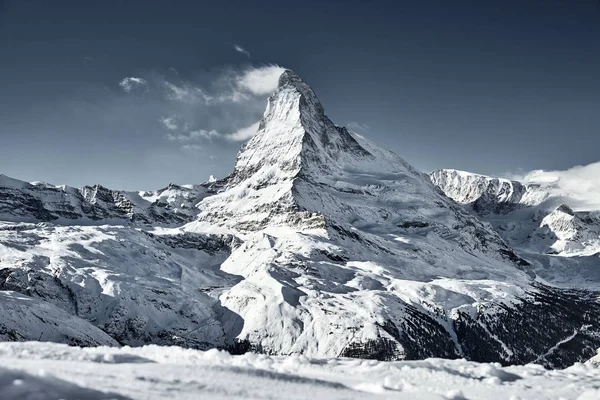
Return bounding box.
[430,169,529,214]
[430,168,600,283]
[191,71,600,366]
[198,72,523,268]
[0,70,599,368]
[0,174,213,225]
[539,205,600,255]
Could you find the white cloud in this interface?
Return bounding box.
[167,123,259,143]
[118,65,285,104]
[159,116,179,131]
[233,44,251,58]
[224,121,260,142]
[236,65,285,95]
[347,121,370,132]
[215,89,249,103]
[192,129,220,140]
[119,77,147,92]
[181,144,204,152]
[163,81,213,104]
[118,65,286,152]
[167,129,221,142]
[518,161,600,210]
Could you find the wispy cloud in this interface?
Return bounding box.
[167,123,260,143]
[163,81,213,104]
[119,64,285,151]
[159,116,179,131]
[236,65,285,95]
[233,44,251,58]
[224,121,260,142]
[347,121,371,132]
[509,161,600,211]
[167,129,221,142]
[119,77,147,93]
[181,144,204,152]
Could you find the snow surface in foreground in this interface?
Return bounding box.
[0,342,598,400]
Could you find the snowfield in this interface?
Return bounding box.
[0,342,599,400]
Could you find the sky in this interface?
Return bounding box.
[0,0,599,190]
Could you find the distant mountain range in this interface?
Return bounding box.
[1,70,598,368]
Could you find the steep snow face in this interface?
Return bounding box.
[191,71,600,365]
[430,169,573,212]
[197,71,523,270]
[0,176,212,225]
[197,70,369,230]
[0,291,118,346]
[539,205,600,256]
[430,169,529,213]
[0,221,238,348]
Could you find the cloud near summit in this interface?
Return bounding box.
[119,77,147,92]
[236,65,285,95]
[233,44,251,58]
[119,65,284,149]
[510,162,600,210]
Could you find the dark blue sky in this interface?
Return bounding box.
[1,0,599,189]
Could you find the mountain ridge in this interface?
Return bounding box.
[430,168,600,284]
[0,174,217,225]
[0,71,599,368]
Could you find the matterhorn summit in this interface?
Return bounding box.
[190,70,600,365]
[0,70,599,368]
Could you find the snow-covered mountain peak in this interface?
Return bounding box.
[537,204,600,255]
[0,173,35,190]
[231,69,372,183]
[277,69,324,116]
[430,169,528,213]
[2,71,600,369]
[554,203,575,216]
[196,71,528,276]
[0,173,212,225]
[197,70,386,230]
[432,168,600,270]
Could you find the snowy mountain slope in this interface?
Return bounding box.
[1,342,600,400]
[0,291,118,346]
[539,205,600,256]
[138,182,215,220]
[1,70,599,369]
[589,349,600,367]
[0,174,213,225]
[430,169,600,285]
[430,169,580,213]
[197,71,525,268]
[189,71,600,366]
[0,221,239,348]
